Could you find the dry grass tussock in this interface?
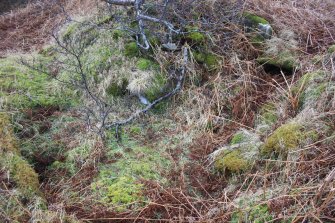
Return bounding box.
[0,0,99,56]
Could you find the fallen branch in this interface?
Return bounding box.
[105,46,189,139]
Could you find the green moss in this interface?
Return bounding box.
[215,150,249,173]
[187,32,206,43]
[0,113,41,197]
[0,113,18,154]
[144,73,167,101]
[137,58,154,70]
[257,51,298,71]
[92,136,170,209]
[231,132,246,145]
[243,12,269,25]
[106,176,143,208]
[97,15,113,25]
[112,30,124,40]
[293,71,327,108]
[0,56,74,110]
[62,23,78,41]
[258,103,278,126]
[129,126,142,135]
[250,34,266,47]
[328,44,335,53]
[124,42,140,57]
[261,123,304,157]
[193,51,219,70]
[186,26,206,44]
[231,204,272,223]
[6,154,40,195]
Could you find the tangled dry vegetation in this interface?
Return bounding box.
[0,0,335,222]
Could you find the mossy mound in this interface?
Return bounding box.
[92,134,170,210]
[257,51,298,72]
[214,130,262,174]
[0,113,41,197]
[261,122,304,157]
[215,150,250,173]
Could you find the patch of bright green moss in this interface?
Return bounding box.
[215,150,249,173]
[261,123,304,157]
[186,26,206,44]
[137,58,154,70]
[124,42,140,57]
[92,135,170,209]
[5,153,40,196]
[129,126,142,135]
[243,12,269,25]
[106,176,143,209]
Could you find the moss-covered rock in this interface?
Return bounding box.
[214,130,262,174]
[261,122,304,157]
[243,12,270,26]
[243,12,272,45]
[257,51,298,71]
